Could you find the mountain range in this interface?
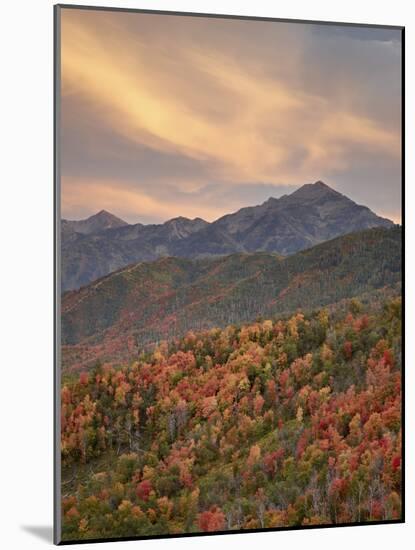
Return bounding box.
[61,181,393,291]
[61,225,401,371]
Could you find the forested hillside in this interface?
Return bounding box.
[61,297,402,541]
[62,226,401,371]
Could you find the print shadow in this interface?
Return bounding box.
[21,525,53,543]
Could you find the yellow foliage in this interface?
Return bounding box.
[247,444,261,467]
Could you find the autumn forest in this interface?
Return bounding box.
[57,7,403,543]
[60,294,402,540]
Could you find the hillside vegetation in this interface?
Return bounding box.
[61,297,402,541]
[62,226,401,371]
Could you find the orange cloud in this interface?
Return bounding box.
[61,177,225,222]
[60,9,400,187]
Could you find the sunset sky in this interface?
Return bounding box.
[60,8,402,224]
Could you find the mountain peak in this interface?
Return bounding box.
[262,182,336,207]
[93,210,127,223]
[95,209,112,217]
[302,180,335,192]
[165,216,192,224]
[290,180,341,200]
[165,216,208,226]
[163,216,209,239]
[62,210,128,237]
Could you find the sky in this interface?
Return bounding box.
[60,8,402,224]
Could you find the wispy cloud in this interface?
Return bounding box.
[60,9,402,223]
[61,177,227,223]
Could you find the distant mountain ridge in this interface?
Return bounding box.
[61,181,393,291]
[62,209,128,236]
[61,225,401,370]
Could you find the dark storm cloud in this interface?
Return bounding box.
[311,24,401,43]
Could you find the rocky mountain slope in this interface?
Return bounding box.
[61,226,401,370]
[61,182,393,291]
